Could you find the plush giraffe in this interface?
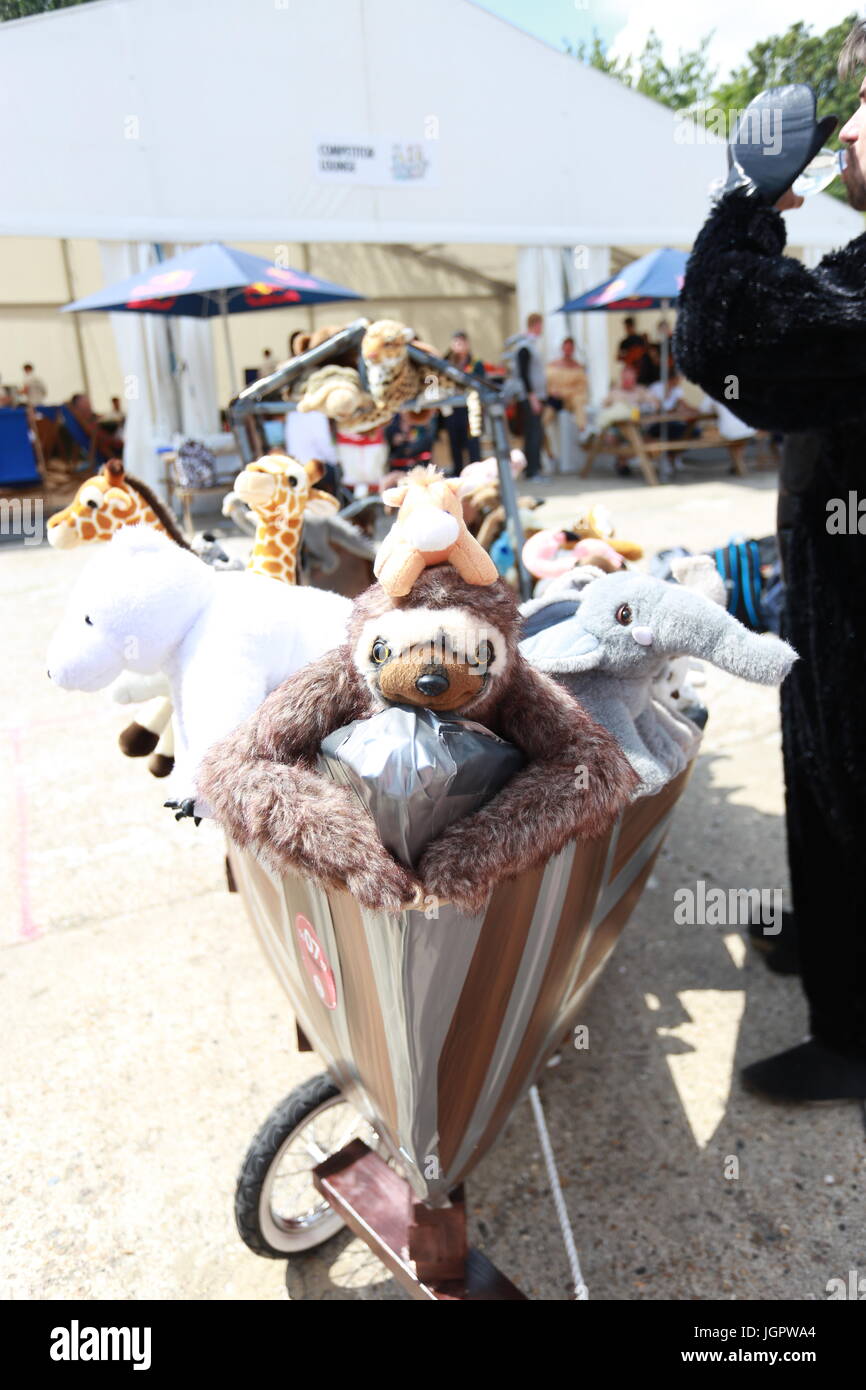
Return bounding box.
[47,459,190,550]
[231,453,338,584]
[47,459,189,775]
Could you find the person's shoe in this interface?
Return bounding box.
[748,908,800,975]
[742,1039,866,1101]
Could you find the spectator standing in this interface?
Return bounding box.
[617,317,647,370]
[514,312,546,478]
[21,363,47,406]
[440,331,485,474]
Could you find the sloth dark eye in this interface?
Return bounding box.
[615,604,633,626]
[84,615,93,626]
[371,639,391,664]
[469,640,494,667]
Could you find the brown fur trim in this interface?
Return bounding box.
[198,648,421,911]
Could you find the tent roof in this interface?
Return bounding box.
[1,0,860,249]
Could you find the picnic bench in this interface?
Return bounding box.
[581,412,749,486]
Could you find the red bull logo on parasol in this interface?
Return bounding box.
[127,268,195,310]
[244,281,302,308]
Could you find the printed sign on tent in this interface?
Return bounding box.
[314,134,438,187]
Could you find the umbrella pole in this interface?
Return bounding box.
[660,298,670,449]
[220,291,238,390]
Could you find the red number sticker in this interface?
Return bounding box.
[294,914,338,1010]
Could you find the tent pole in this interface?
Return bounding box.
[60,239,92,400]
[660,297,670,448]
[300,244,315,333]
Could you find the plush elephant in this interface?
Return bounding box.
[519,560,797,797]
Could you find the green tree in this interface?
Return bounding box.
[634,29,717,111]
[0,0,93,19]
[713,15,860,115]
[566,27,716,110]
[564,32,632,84]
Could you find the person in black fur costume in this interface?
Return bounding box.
[674,54,866,1102]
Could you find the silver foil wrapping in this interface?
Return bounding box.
[319,705,525,868]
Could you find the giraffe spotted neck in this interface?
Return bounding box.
[235,454,334,585]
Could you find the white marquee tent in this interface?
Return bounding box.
[1,0,861,486]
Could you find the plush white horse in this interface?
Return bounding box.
[47,526,351,817]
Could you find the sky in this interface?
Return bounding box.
[475,1,860,87]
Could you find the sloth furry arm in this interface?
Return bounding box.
[199,648,420,911]
[418,663,638,915]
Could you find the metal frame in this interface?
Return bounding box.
[227,320,531,598]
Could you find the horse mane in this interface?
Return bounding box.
[123,473,191,549]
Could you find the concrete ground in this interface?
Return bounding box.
[2,450,864,1302]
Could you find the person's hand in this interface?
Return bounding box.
[529,393,542,415]
[774,188,805,212]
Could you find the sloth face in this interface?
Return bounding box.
[354,606,507,713]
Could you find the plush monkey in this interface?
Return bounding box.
[199,565,638,916]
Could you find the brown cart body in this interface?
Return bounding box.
[229,764,692,1204]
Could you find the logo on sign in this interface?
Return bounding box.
[295,914,338,1010]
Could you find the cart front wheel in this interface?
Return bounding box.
[235,1073,361,1258]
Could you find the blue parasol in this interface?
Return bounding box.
[62,242,363,384]
[557,247,689,313]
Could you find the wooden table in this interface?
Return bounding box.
[581,411,749,486]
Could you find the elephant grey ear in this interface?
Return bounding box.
[671,554,726,606]
[520,598,582,642]
[519,616,603,673]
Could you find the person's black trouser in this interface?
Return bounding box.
[778,501,866,1057]
[443,407,480,475]
[520,401,542,477]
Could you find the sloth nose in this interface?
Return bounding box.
[416,670,449,697]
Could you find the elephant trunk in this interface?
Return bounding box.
[701,603,797,685]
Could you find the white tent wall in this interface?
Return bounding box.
[0,238,121,409]
[1,0,860,248]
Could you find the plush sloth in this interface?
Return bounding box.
[199,565,638,915]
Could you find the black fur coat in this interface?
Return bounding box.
[674,189,866,844]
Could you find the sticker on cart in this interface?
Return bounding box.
[294,914,338,1010]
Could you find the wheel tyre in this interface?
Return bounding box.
[235,1072,346,1258]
